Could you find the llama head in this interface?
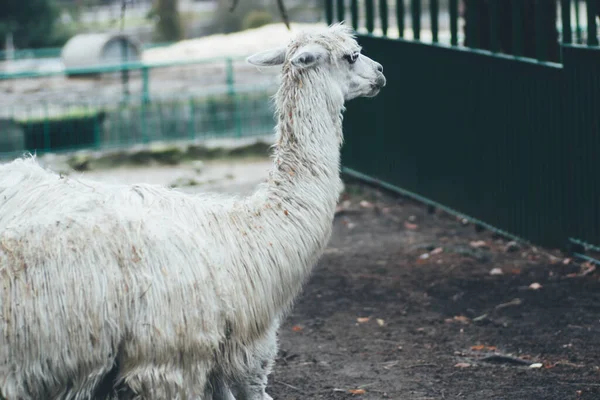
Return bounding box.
[247,23,386,101]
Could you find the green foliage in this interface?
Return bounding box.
[242,10,273,31]
[0,0,61,48]
[152,0,183,42]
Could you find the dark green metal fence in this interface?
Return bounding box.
[327,1,600,253]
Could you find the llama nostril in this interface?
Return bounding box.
[376,63,383,73]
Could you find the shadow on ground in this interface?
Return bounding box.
[269,183,600,400]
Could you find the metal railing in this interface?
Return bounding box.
[0,56,278,157]
[326,0,600,63]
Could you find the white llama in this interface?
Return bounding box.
[0,23,385,399]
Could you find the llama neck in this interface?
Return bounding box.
[234,68,345,331]
[267,67,345,206]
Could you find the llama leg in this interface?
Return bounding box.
[232,324,278,400]
[207,371,236,400]
[119,362,211,400]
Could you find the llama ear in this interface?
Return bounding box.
[247,47,286,67]
[290,44,327,68]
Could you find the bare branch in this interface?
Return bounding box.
[276,0,291,30]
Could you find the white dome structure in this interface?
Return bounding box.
[61,33,141,72]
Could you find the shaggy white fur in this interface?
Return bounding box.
[0,23,385,400]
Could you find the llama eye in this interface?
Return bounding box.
[344,52,359,64]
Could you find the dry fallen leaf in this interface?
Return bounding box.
[529,282,543,290]
[357,317,371,324]
[470,240,487,248]
[359,200,374,209]
[471,345,485,351]
[510,268,522,275]
[529,363,543,369]
[404,222,418,230]
[348,389,366,395]
[291,325,303,332]
[453,315,471,324]
[563,258,572,265]
[454,362,471,368]
[489,268,504,276]
[430,247,444,255]
[376,318,385,327]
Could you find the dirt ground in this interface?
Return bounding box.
[268,182,600,400]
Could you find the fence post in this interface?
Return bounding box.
[489,0,499,52]
[189,97,195,140]
[380,0,389,36]
[411,0,421,40]
[430,0,439,43]
[561,0,572,45]
[575,0,583,43]
[397,0,405,38]
[142,66,150,104]
[535,0,549,60]
[325,0,334,25]
[365,0,375,34]
[450,0,458,45]
[337,0,345,23]
[93,108,101,149]
[511,0,523,56]
[225,57,242,138]
[586,0,599,45]
[43,103,50,150]
[351,0,359,30]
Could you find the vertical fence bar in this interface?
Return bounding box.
[511,0,523,56]
[43,103,50,150]
[141,99,148,143]
[380,0,389,36]
[366,0,375,33]
[189,97,195,140]
[535,0,548,60]
[93,106,100,149]
[325,0,334,25]
[465,0,480,48]
[225,58,242,138]
[575,0,583,43]
[586,0,599,45]
[489,0,500,52]
[142,66,150,104]
[351,0,359,30]
[561,0,572,44]
[397,0,405,38]
[411,0,421,40]
[431,0,439,43]
[450,0,458,45]
[337,0,345,23]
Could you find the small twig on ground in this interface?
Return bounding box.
[407,363,438,368]
[480,354,533,366]
[274,380,302,392]
[495,298,523,310]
